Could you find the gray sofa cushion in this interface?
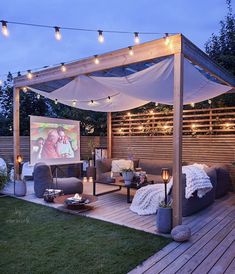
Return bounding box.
[34,163,53,198]
[139,159,172,175]
[54,177,83,194]
[209,164,231,198]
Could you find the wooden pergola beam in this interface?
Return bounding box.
[13,87,20,180]
[14,34,182,88]
[107,112,112,159]
[182,35,235,87]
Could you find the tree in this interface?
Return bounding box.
[205,0,235,75]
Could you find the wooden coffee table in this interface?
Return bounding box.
[93,176,155,203]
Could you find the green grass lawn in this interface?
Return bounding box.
[0,197,171,274]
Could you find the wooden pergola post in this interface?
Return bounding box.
[107,112,112,159]
[172,52,184,227]
[13,87,20,180]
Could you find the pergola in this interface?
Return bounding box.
[13,34,235,227]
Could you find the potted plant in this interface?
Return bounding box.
[122,168,134,186]
[156,200,172,234]
[156,168,172,233]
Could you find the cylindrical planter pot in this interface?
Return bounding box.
[15,180,27,197]
[156,207,172,234]
[122,171,134,186]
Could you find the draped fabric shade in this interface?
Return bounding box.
[29,57,232,112]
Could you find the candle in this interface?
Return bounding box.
[89,177,93,183]
[83,177,88,183]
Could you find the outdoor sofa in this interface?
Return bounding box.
[33,162,83,198]
[95,158,232,216]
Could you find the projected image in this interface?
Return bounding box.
[30,116,80,165]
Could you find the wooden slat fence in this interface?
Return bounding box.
[112,106,235,136]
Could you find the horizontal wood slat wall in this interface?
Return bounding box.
[112,106,235,136]
[112,136,235,186]
[0,136,107,163]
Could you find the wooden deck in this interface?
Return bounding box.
[129,194,235,274]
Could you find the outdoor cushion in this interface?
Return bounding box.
[209,164,232,198]
[111,159,134,173]
[139,159,172,175]
[54,177,83,194]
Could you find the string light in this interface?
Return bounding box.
[164,33,170,45]
[106,96,111,102]
[54,98,58,105]
[1,20,9,36]
[134,32,140,44]
[36,94,40,99]
[155,102,159,107]
[54,26,62,40]
[91,100,94,104]
[98,30,104,43]
[127,112,131,116]
[0,79,2,86]
[190,102,195,107]
[128,46,134,56]
[94,55,100,64]
[208,99,212,105]
[191,124,196,129]
[149,110,154,115]
[27,70,33,79]
[60,62,66,72]
[72,100,77,107]
[22,87,27,92]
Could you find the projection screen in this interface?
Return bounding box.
[30,116,80,165]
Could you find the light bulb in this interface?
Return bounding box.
[54,26,62,40]
[91,100,94,104]
[127,112,131,116]
[190,102,195,108]
[164,33,170,46]
[27,70,32,79]
[72,100,76,107]
[22,87,27,93]
[1,21,9,37]
[155,102,159,107]
[134,32,140,44]
[98,30,104,43]
[55,99,58,105]
[0,79,2,86]
[107,96,111,102]
[94,55,100,64]
[61,63,66,72]
[37,94,40,99]
[208,99,212,105]
[149,110,154,114]
[128,46,134,56]
[191,124,196,129]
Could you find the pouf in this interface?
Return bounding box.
[171,225,191,242]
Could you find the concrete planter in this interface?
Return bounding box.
[15,180,27,197]
[156,207,172,233]
[122,171,134,186]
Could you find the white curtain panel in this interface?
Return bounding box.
[29,57,232,112]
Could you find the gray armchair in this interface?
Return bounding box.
[33,162,83,198]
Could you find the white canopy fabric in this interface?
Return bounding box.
[29,57,232,112]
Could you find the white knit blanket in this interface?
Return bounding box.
[130,164,213,215]
[130,182,173,215]
[183,164,212,199]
